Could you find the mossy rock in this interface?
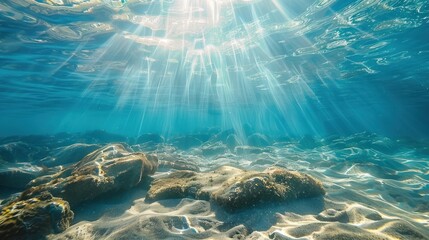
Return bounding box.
[0,192,73,240]
[146,166,325,212]
[22,144,158,206]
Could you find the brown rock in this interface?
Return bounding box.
[0,192,73,240]
[21,144,158,206]
[146,166,325,211]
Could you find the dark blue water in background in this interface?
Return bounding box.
[1,0,428,140]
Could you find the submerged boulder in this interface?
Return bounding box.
[136,133,165,144]
[169,136,203,150]
[0,142,47,163]
[225,134,240,150]
[0,192,73,240]
[0,162,59,189]
[247,133,271,148]
[212,168,325,211]
[200,142,228,157]
[37,143,100,167]
[145,166,325,211]
[22,144,158,206]
[157,153,200,172]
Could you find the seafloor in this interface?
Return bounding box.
[0,130,428,239]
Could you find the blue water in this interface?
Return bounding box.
[1,0,429,139]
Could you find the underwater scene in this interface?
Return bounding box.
[1,0,429,239]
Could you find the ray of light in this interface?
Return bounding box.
[78,0,380,139]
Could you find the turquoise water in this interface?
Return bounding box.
[0,0,429,138]
[2,2,429,239]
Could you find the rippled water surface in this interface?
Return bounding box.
[1,0,429,137]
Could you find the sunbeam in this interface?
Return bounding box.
[79,0,338,140]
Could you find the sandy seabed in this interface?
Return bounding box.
[1,131,428,240]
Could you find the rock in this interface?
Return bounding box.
[208,129,235,143]
[225,134,239,150]
[0,162,59,189]
[200,142,228,157]
[0,192,73,239]
[38,143,100,167]
[22,144,158,206]
[145,166,325,212]
[157,153,200,172]
[169,136,203,150]
[136,133,164,144]
[212,168,325,211]
[0,142,48,163]
[247,133,271,147]
[243,123,255,137]
[189,133,212,143]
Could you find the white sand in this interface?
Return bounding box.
[47,136,429,239]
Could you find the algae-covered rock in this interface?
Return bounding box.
[22,144,158,206]
[212,168,325,211]
[157,153,200,172]
[0,192,73,240]
[146,166,325,211]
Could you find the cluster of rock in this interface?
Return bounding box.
[0,143,158,239]
[0,130,329,239]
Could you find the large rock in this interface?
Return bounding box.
[212,168,325,211]
[0,142,48,163]
[169,136,203,150]
[37,143,100,167]
[200,142,228,157]
[225,134,240,150]
[145,166,325,212]
[247,133,271,147]
[0,162,60,189]
[21,144,158,206]
[136,133,164,144]
[157,153,200,172]
[136,134,165,150]
[0,192,73,240]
